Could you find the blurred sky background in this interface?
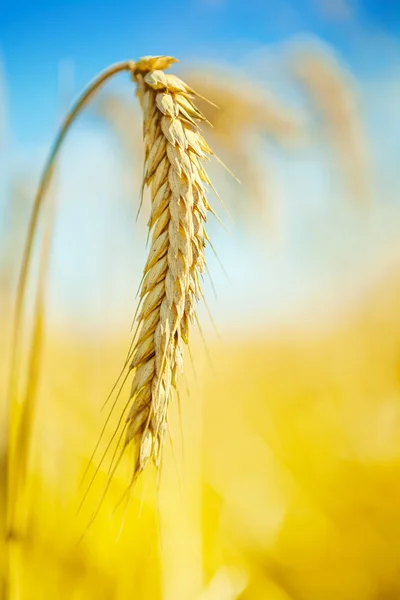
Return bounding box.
[1,0,400,338]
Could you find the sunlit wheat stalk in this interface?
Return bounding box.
[4,61,74,600]
[7,65,137,577]
[10,56,224,517]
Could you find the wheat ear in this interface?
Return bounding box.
[121,56,216,479]
[11,56,220,499]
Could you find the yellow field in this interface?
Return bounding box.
[2,265,400,599]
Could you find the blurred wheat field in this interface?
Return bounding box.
[2,265,400,598]
[1,11,400,598]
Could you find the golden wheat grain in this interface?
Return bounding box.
[122,56,217,480]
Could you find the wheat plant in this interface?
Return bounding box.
[10,55,223,508]
[122,56,219,479]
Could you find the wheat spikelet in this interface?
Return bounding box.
[121,56,216,479]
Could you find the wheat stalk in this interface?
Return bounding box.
[3,61,76,600]
[11,56,222,508]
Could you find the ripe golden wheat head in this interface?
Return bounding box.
[125,55,217,479]
[10,56,224,522]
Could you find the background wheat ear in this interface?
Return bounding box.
[289,39,372,208]
[116,55,221,484]
[8,55,223,517]
[179,65,303,229]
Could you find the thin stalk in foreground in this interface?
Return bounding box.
[8,59,136,410]
[4,59,136,600]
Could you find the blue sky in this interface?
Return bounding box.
[1,0,400,336]
[1,0,398,145]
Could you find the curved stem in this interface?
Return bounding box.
[9,59,135,403]
[4,59,136,597]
